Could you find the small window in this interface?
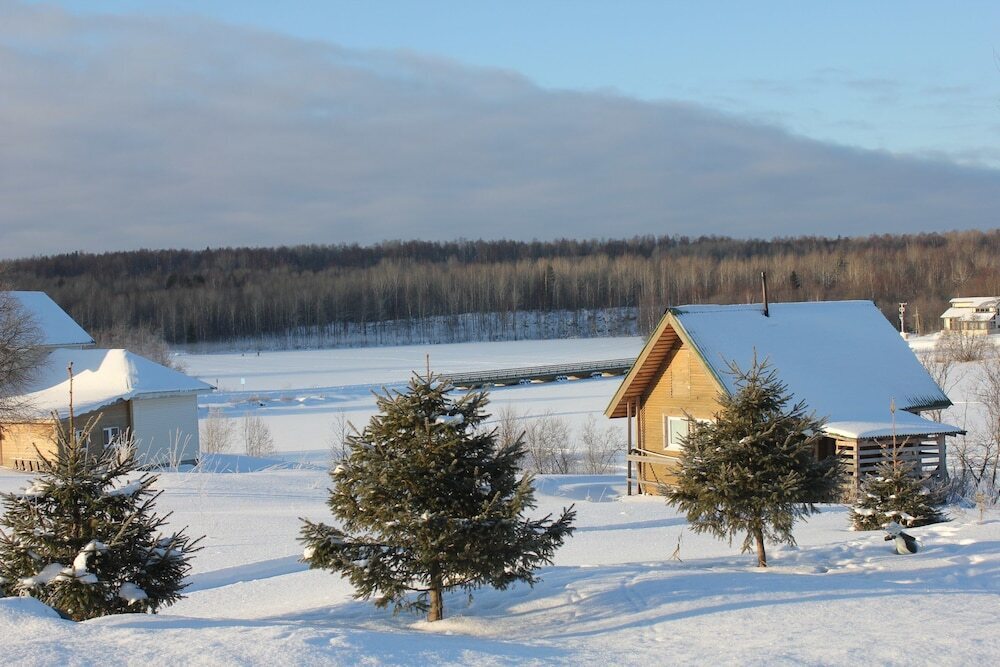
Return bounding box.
[664,416,712,452]
[74,430,91,445]
[102,426,122,448]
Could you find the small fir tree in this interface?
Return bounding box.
[850,457,946,530]
[0,368,201,620]
[667,356,842,567]
[300,373,575,622]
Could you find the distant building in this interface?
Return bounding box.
[7,291,95,348]
[0,292,211,470]
[940,297,1000,335]
[605,301,961,495]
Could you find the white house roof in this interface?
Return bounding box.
[670,300,960,439]
[17,348,212,419]
[6,291,94,347]
[941,309,997,322]
[947,296,999,309]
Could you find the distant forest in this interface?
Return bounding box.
[3,231,998,346]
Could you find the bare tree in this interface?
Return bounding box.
[936,330,989,363]
[523,412,572,474]
[491,404,524,451]
[94,322,181,370]
[200,407,235,454]
[969,347,1000,500]
[0,291,42,423]
[917,338,966,422]
[241,412,275,458]
[579,415,622,474]
[328,412,356,464]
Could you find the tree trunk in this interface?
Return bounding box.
[428,580,444,622]
[753,526,767,567]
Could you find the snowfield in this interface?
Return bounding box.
[2,336,999,665]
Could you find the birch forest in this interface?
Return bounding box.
[3,231,997,347]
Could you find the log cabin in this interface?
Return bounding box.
[605,300,962,495]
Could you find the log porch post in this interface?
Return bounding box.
[937,434,948,481]
[626,400,633,496]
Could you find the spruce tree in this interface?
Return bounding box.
[300,373,575,621]
[0,373,201,620]
[666,356,843,567]
[850,457,946,530]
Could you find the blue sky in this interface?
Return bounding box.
[43,1,1000,166]
[2,1,998,257]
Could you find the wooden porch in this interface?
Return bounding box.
[621,392,950,495]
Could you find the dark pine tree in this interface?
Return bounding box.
[0,371,201,620]
[300,372,575,621]
[667,356,843,567]
[850,456,946,530]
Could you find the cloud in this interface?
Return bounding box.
[1,3,998,259]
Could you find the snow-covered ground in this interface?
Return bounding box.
[184,337,645,466]
[2,335,999,665]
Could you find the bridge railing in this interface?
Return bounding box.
[440,357,636,388]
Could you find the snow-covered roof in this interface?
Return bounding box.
[824,412,962,440]
[5,291,94,347]
[607,300,961,439]
[940,307,997,321]
[15,348,212,418]
[940,307,967,319]
[947,296,999,309]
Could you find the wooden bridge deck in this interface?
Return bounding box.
[440,357,635,388]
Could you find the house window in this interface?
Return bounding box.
[74,430,90,445]
[102,426,122,448]
[664,416,711,452]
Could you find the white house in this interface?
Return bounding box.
[1,291,211,469]
[940,296,1000,335]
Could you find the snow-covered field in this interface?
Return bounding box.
[186,337,645,466]
[2,335,999,665]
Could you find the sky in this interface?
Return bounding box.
[1,1,998,258]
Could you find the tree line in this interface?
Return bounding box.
[2,230,998,345]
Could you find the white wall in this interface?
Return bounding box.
[131,394,200,466]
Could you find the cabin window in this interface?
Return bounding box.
[103,426,122,448]
[74,430,90,445]
[664,416,711,451]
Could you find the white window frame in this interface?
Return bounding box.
[74,429,90,446]
[664,415,712,452]
[102,426,122,448]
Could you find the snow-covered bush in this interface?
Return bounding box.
[300,373,575,621]
[0,407,201,620]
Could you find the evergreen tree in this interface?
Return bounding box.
[850,457,946,530]
[666,356,843,567]
[0,375,201,620]
[300,373,575,621]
